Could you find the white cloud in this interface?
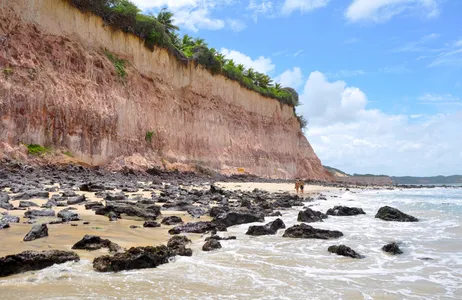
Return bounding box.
[298,71,462,176]
[220,48,275,74]
[131,0,240,32]
[282,0,330,15]
[327,69,366,78]
[227,19,247,32]
[345,0,440,23]
[299,71,367,125]
[247,0,274,22]
[274,67,304,88]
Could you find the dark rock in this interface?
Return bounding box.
[283,223,343,239]
[19,201,39,208]
[24,209,55,218]
[83,221,90,225]
[80,183,105,192]
[23,224,49,241]
[72,235,121,252]
[161,216,183,225]
[375,206,419,222]
[57,209,80,222]
[13,191,49,200]
[96,202,160,220]
[328,245,363,259]
[42,199,57,208]
[93,245,173,272]
[62,190,77,197]
[214,210,264,228]
[210,185,225,195]
[188,206,207,218]
[205,235,237,241]
[246,218,286,236]
[0,250,80,277]
[104,192,126,201]
[167,236,192,257]
[67,195,86,205]
[1,215,20,223]
[209,206,229,218]
[202,239,222,251]
[143,221,161,228]
[0,222,10,229]
[326,206,366,216]
[169,221,219,234]
[71,224,78,227]
[267,211,282,217]
[0,192,13,210]
[108,212,118,221]
[129,225,140,229]
[84,201,103,210]
[382,242,403,255]
[297,208,327,223]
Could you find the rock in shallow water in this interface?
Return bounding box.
[382,242,403,255]
[167,236,193,256]
[202,239,222,251]
[246,218,286,236]
[328,245,363,259]
[169,221,224,234]
[161,216,183,225]
[326,206,366,216]
[23,224,48,241]
[282,223,343,239]
[93,245,173,272]
[213,210,265,228]
[297,208,327,223]
[375,206,418,222]
[0,250,80,277]
[72,235,121,252]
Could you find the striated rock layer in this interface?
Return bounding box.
[0,0,332,180]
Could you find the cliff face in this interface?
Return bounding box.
[0,0,332,180]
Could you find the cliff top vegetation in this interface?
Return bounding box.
[67,0,307,129]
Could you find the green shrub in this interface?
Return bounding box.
[104,50,127,78]
[192,46,222,75]
[145,130,154,144]
[26,144,50,155]
[295,113,308,130]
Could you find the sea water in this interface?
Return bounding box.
[1,187,461,299]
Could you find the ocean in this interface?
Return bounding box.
[1,186,461,299]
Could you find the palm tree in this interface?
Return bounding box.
[193,37,208,47]
[215,53,227,65]
[181,34,194,50]
[156,8,179,36]
[244,68,256,80]
[255,73,273,88]
[274,83,282,91]
[226,59,236,68]
[237,64,245,73]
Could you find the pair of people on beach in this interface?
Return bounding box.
[295,179,304,194]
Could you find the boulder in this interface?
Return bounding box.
[80,182,105,192]
[282,223,343,239]
[104,192,126,201]
[209,206,229,218]
[143,221,161,228]
[0,192,13,210]
[328,245,363,259]
[297,208,327,223]
[202,239,222,251]
[13,190,49,200]
[169,221,221,235]
[84,201,103,210]
[326,206,366,216]
[375,206,418,222]
[108,211,118,221]
[62,190,77,197]
[246,218,286,236]
[19,201,39,208]
[382,242,403,255]
[24,209,55,219]
[72,235,121,252]
[0,250,80,277]
[57,209,80,222]
[214,210,264,228]
[167,236,192,257]
[205,235,237,241]
[187,207,207,218]
[0,222,10,229]
[161,216,183,225]
[1,215,20,223]
[23,224,49,241]
[67,195,86,205]
[95,202,160,220]
[93,245,173,272]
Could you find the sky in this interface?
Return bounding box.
[131,0,462,176]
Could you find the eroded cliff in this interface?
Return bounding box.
[0,0,332,180]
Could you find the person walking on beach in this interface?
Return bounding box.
[295,179,305,194]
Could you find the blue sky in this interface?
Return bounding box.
[132,0,462,176]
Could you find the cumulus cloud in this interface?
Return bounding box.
[345,0,440,23]
[274,67,304,89]
[299,71,462,176]
[131,0,241,32]
[220,48,275,74]
[247,0,274,22]
[282,0,330,15]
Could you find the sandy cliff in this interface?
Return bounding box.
[0,0,332,180]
